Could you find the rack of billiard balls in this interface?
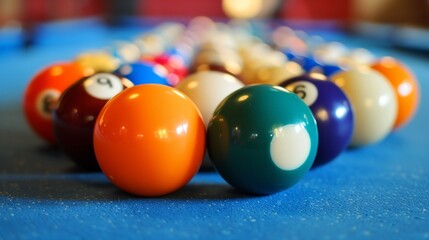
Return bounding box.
[23,17,420,197]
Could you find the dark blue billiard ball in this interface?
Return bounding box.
[114,62,170,86]
[279,73,354,168]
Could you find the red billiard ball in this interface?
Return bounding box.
[280,73,354,167]
[53,73,133,170]
[142,54,188,86]
[23,62,93,144]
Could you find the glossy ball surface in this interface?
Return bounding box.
[176,71,244,126]
[53,73,133,170]
[93,84,206,196]
[176,71,244,170]
[371,57,420,129]
[207,84,318,195]
[331,67,398,147]
[23,62,92,144]
[143,54,188,86]
[280,73,354,167]
[114,62,169,86]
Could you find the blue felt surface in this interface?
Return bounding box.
[0,27,24,52]
[1,21,429,239]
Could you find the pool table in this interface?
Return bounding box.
[1,18,428,239]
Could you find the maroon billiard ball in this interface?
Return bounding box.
[53,73,133,170]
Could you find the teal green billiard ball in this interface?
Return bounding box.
[207,84,318,195]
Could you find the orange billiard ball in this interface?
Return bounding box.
[23,62,93,144]
[93,84,206,197]
[371,57,420,129]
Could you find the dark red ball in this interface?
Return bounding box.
[53,73,133,170]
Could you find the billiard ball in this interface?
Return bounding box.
[114,62,170,86]
[93,84,206,196]
[252,61,304,85]
[371,57,420,129]
[53,73,133,170]
[279,73,354,167]
[176,71,244,169]
[75,51,120,73]
[191,49,243,78]
[176,71,244,126]
[143,54,188,86]
[207,84,318,195]
[23,62,93,144]
[331,66,398,147]
[240,50,286,85]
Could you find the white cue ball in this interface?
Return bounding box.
[176,71,244,126]
[331,66,398,147]
[176,71,244,169]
